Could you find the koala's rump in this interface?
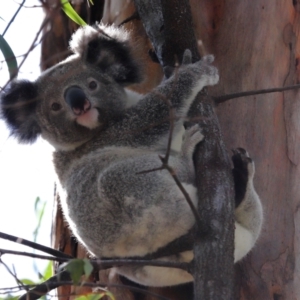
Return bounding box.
[62,146,197,258]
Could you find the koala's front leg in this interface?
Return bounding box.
[232,148,263,262]
[155,50,219,117]
[122,51,218,147]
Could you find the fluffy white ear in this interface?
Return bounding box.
[69,24,142,85]
[69,23,130,56]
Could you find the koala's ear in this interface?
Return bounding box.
[70,25,142,85]
[0,80,41,143]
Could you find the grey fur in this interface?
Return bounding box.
[0,24,262,287]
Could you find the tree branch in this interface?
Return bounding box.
[2,0,26,36]
[0,231,73,259]
[134,1,235,299]
[214,84,300,104]
[0,242,192,300]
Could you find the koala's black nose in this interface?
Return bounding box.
[64,86,91,115]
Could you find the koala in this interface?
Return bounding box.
[0,24,263,287]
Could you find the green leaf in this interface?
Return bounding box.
[98,292,115,300]
[42,261,53,280]
[0,35,18,79]
[65,259,84,284]
[75,293,115,300]
[83,258,93,278]
[32,197,46,242]
[0,296,19,300]
[20,278,36,286]
[34,196,40,212]
[87,295,101,300]
[61,1,86,26]
[75,296,87,300]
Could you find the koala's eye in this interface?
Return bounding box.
[51,103,61,111]
[88,80,98,90]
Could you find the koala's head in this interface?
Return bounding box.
[0,24,141,151]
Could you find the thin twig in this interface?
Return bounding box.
[15,16,50,76]
[0,248,70,262]
[0,258,28,292]
[0,232,73,259]
[118,11,140,27]
[91,258,190,271]
[18,270,71,300]
[0,247,190,271]
[1,15,51,91]
[160,158,201,226]
[0,285,36,292]
[214,84,300,104]
[2,0,26,36]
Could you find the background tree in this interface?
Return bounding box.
[41,0,300,299]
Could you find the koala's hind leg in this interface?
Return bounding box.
[168,124,204,183]
[232,148,263,262]
[180,124,204,158]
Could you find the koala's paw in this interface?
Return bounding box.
[195,55,219,87]
[179,50,219,91]
[232,148,255,207]
[181,124,204,158]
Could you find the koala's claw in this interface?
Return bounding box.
[181,125,204,157]
[232,148,255,207]
[232,148,254,175]
[191,56,219,87]
[182,49,192,65]
[202,54,215,64]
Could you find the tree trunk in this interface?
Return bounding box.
[45,0,300,299]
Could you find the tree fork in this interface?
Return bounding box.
[133,0,235,299]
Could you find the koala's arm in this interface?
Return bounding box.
[114,51,219,146]
[232,148,263,262]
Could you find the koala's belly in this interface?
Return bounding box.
[59,146,197,259]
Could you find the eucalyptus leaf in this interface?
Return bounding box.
[20,278,36,286]
[61,1,86,26]
[65,259,84,284]
[0,35,18,79]
[0,296,19,300]
[42,261,53,280]
[83,258,93,278]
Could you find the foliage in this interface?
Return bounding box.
[61,0,86,26]
[64,258,93,284]
[32,197,47,243]
[76,292,115,300]
[0,35,18,79]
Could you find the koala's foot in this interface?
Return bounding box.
[232,148,255,207]
[180,124,204,158]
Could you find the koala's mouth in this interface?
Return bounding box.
[72,98,91,116]
[64,86,99,129]
[64,86,92,116]
[75,106,100,129]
